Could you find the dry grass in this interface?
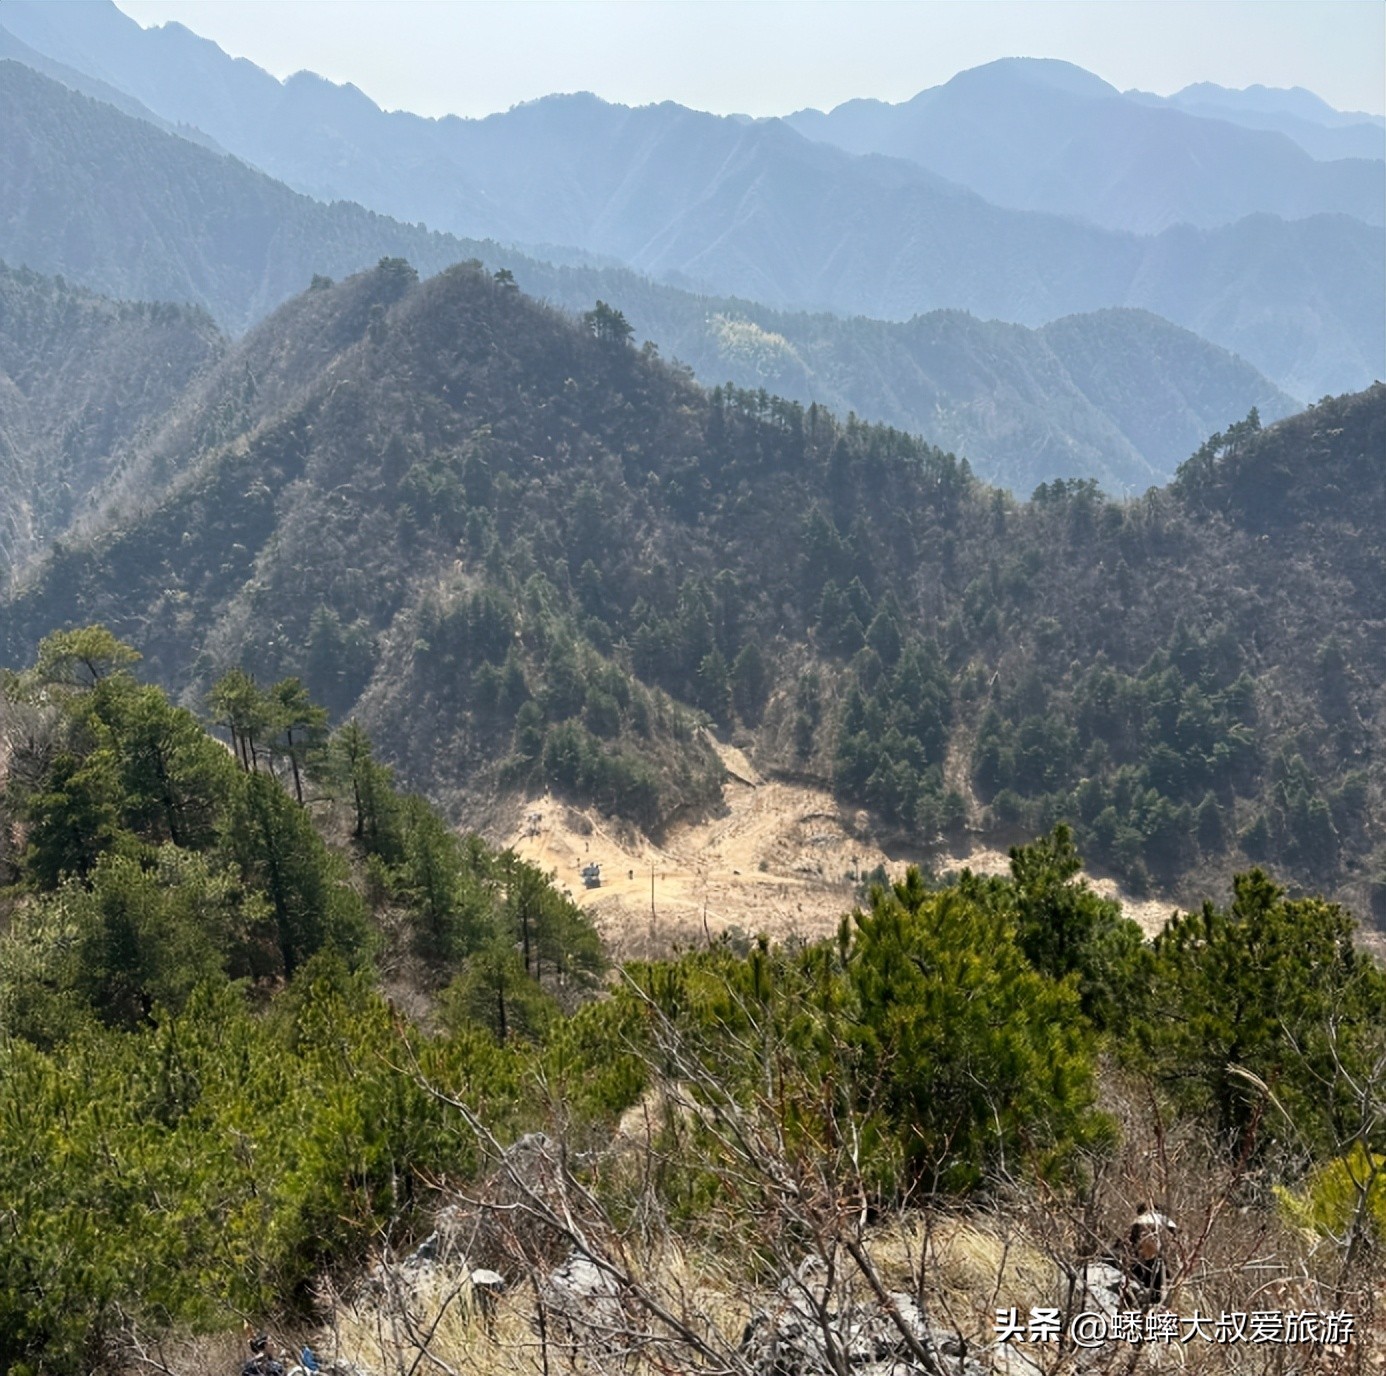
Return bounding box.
[131,1186,1379,1376]
[499,742,1178,965]
[115,1011,1384,1376]
[311,1244,752,1376]
[325,1270,527,1376]
[302,1202,1378,1376]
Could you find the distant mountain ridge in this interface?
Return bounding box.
[9,5,1379,234]
[784,57,1384,232]
[1171,81,1385,129]
[0,6,1380,400]
[1156,81,1386,159]
[0,15,225,151]
[1117,83,1385,164]
[0,60,486,333]
[0,63,1298,499]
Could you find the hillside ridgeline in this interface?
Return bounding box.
[0,59,1298,496]
[2,259,1382,913]
[0,50,1379,400]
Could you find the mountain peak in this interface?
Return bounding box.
[1171,80,1385,130]
[942,57,1120,101]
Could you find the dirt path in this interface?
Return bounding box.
[500,740,1175,957]
[504,745,898,958]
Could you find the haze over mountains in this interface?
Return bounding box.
[1139,80,1386,163]
[0,57,1297,497]
[0,60,481,331]
[1,0,1380,408]
[784,57,1384,233]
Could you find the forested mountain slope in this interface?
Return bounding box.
[2,261,1381,911]
[506,275,1298,494]
[0,263,222,580]
[0,27,1380,399]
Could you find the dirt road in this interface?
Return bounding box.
[503,741,1172,958]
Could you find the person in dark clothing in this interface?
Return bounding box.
[242,1334,286,1376]
[1124,1206,1178,1305]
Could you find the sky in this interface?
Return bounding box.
[112,1,1386,121]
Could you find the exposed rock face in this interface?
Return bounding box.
[537,1251,631,1354]
[739,1259,991,1376]
[1073,1261,1128,1318]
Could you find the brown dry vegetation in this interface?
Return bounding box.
[502,739,1175,960]
[131,1054,1382,1376]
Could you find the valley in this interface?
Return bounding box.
[0,5,1381,1370]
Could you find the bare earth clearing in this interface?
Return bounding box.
[501,741,1174,960]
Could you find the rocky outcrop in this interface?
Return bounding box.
[537,1250,631,1351]
[739,1259,992,1376]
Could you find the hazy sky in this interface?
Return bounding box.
[113,1,1386,120]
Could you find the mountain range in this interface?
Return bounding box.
[1,10,1385,1364]
[0,59,1300,498]
[0,0,1381,904]
[1,1,1381,403]
[1142,80,1386,162]
[2,258,1382,911]
[784,57,1384,233]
